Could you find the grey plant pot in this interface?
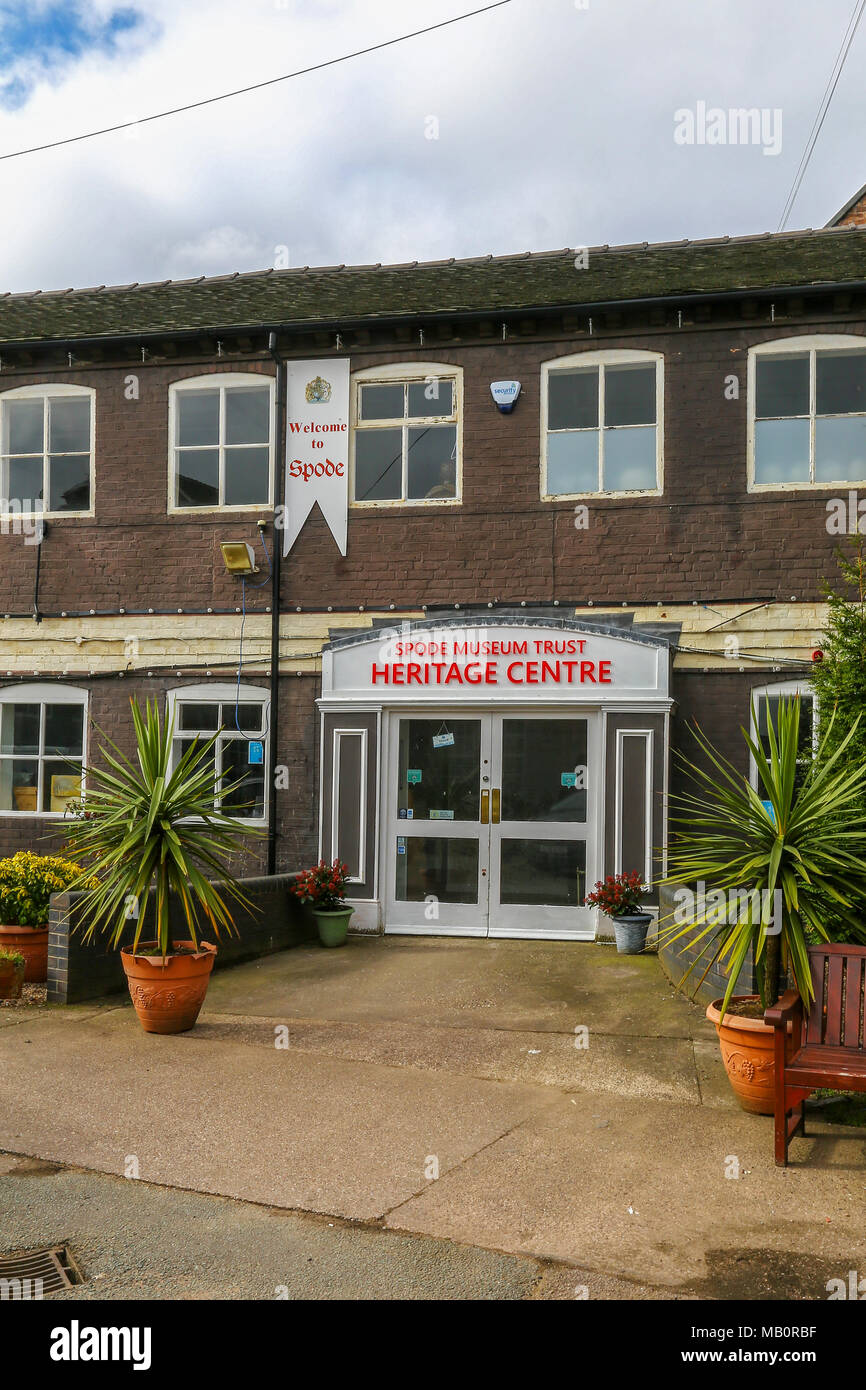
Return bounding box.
[612,912,652,955]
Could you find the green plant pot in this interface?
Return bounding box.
[313,907,353,948]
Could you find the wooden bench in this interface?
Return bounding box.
[765,943,866,1165]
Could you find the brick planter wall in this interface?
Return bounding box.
[657,882,757,1008]
[47,873,317,1004]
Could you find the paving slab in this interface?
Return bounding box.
[0,1008,556,1222]
[0,1164,542,1301]
[186,1011,702,1103]
[202,936,695,1038]
[4,939,864,1300]
[383,1091,866,1292]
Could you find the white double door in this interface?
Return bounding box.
[384,709,599,939]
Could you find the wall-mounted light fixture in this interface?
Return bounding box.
[220,541,259,576]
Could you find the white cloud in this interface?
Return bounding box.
[0,0,862,293]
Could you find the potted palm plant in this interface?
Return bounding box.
[0,947,26,1001]
[659,697,866,1112]
[290,860,353,947]
[64,698,262,1034]
[584,871,652,954]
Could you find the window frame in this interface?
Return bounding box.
[350,362,463,508]
[541,348,664,501]
[748,679,816,791]
[166,682,270,826]
[748,334,866,492]
[0,682,88,818]
[0,383,95,520]
[167,372,275,515]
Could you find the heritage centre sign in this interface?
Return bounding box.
[321,624,670,705]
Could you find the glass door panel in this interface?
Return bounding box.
[501,718,587,822]
[397,718,481,822]
[386,715,490,936]
[395,838,480,904]
[490,714,596,939]
[499,838,586,907]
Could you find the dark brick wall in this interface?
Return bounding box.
[669,667,779,808]
[273,320,866,609]
[662,670,792,1005]
[0,318,862,615]
[657,883,757,1006]
[0,673,320,873]
[0,360,276,616]
[47,872,317,1004]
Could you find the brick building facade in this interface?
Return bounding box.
[0,214,863,938]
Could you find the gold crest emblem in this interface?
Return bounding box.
[305,375,332,404]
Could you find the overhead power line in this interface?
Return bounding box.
[777,0,866,231]
[0,1,515,162]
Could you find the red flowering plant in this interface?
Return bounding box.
[290,859,351,912]
[583,871,646,918]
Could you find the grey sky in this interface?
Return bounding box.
[1,0,864,293]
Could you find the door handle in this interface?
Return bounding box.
[481,789,489,824]
[492,789,501,824]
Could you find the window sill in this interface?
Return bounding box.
[349,497,462,510]
[167,503,273,516]
[748,479,866,493]
[541,488,663,502]
[0,511,94,521]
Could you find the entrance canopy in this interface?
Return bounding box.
[318,618,673,939]
[320,617,671,707]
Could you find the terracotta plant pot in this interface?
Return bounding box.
[120,940,217,1034]
[0,924,48,983]
[0,957,25,1000]
[706,995,784,1115]
[313,907,353,948]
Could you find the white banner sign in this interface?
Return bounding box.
[283,358,350,556]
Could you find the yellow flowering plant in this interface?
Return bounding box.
[0,851,96,928]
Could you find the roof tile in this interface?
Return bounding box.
[1,226,865,344]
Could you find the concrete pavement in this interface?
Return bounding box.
[2,936,865,1299]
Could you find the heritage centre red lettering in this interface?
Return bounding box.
[532,639,586,655]
[371,656,613,686]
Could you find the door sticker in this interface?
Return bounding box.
[430,810,455,820]
[399,808,414,819]
[397,837,407,854]
[407,769,422,784]
[561,766,588,788]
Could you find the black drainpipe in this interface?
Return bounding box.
[32,523,45,623]
[267,333,284,875]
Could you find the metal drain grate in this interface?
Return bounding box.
[0,1245,83,1297]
